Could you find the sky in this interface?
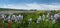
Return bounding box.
[0,0,60,10]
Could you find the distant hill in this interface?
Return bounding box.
[0,8,37,11]
[0,8,25,11]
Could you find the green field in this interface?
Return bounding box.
[0,8,60,28]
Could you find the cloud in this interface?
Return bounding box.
[0,3,60,10]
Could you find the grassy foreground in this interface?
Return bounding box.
[0,10,60,28]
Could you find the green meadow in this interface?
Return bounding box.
[0,8,60,28]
